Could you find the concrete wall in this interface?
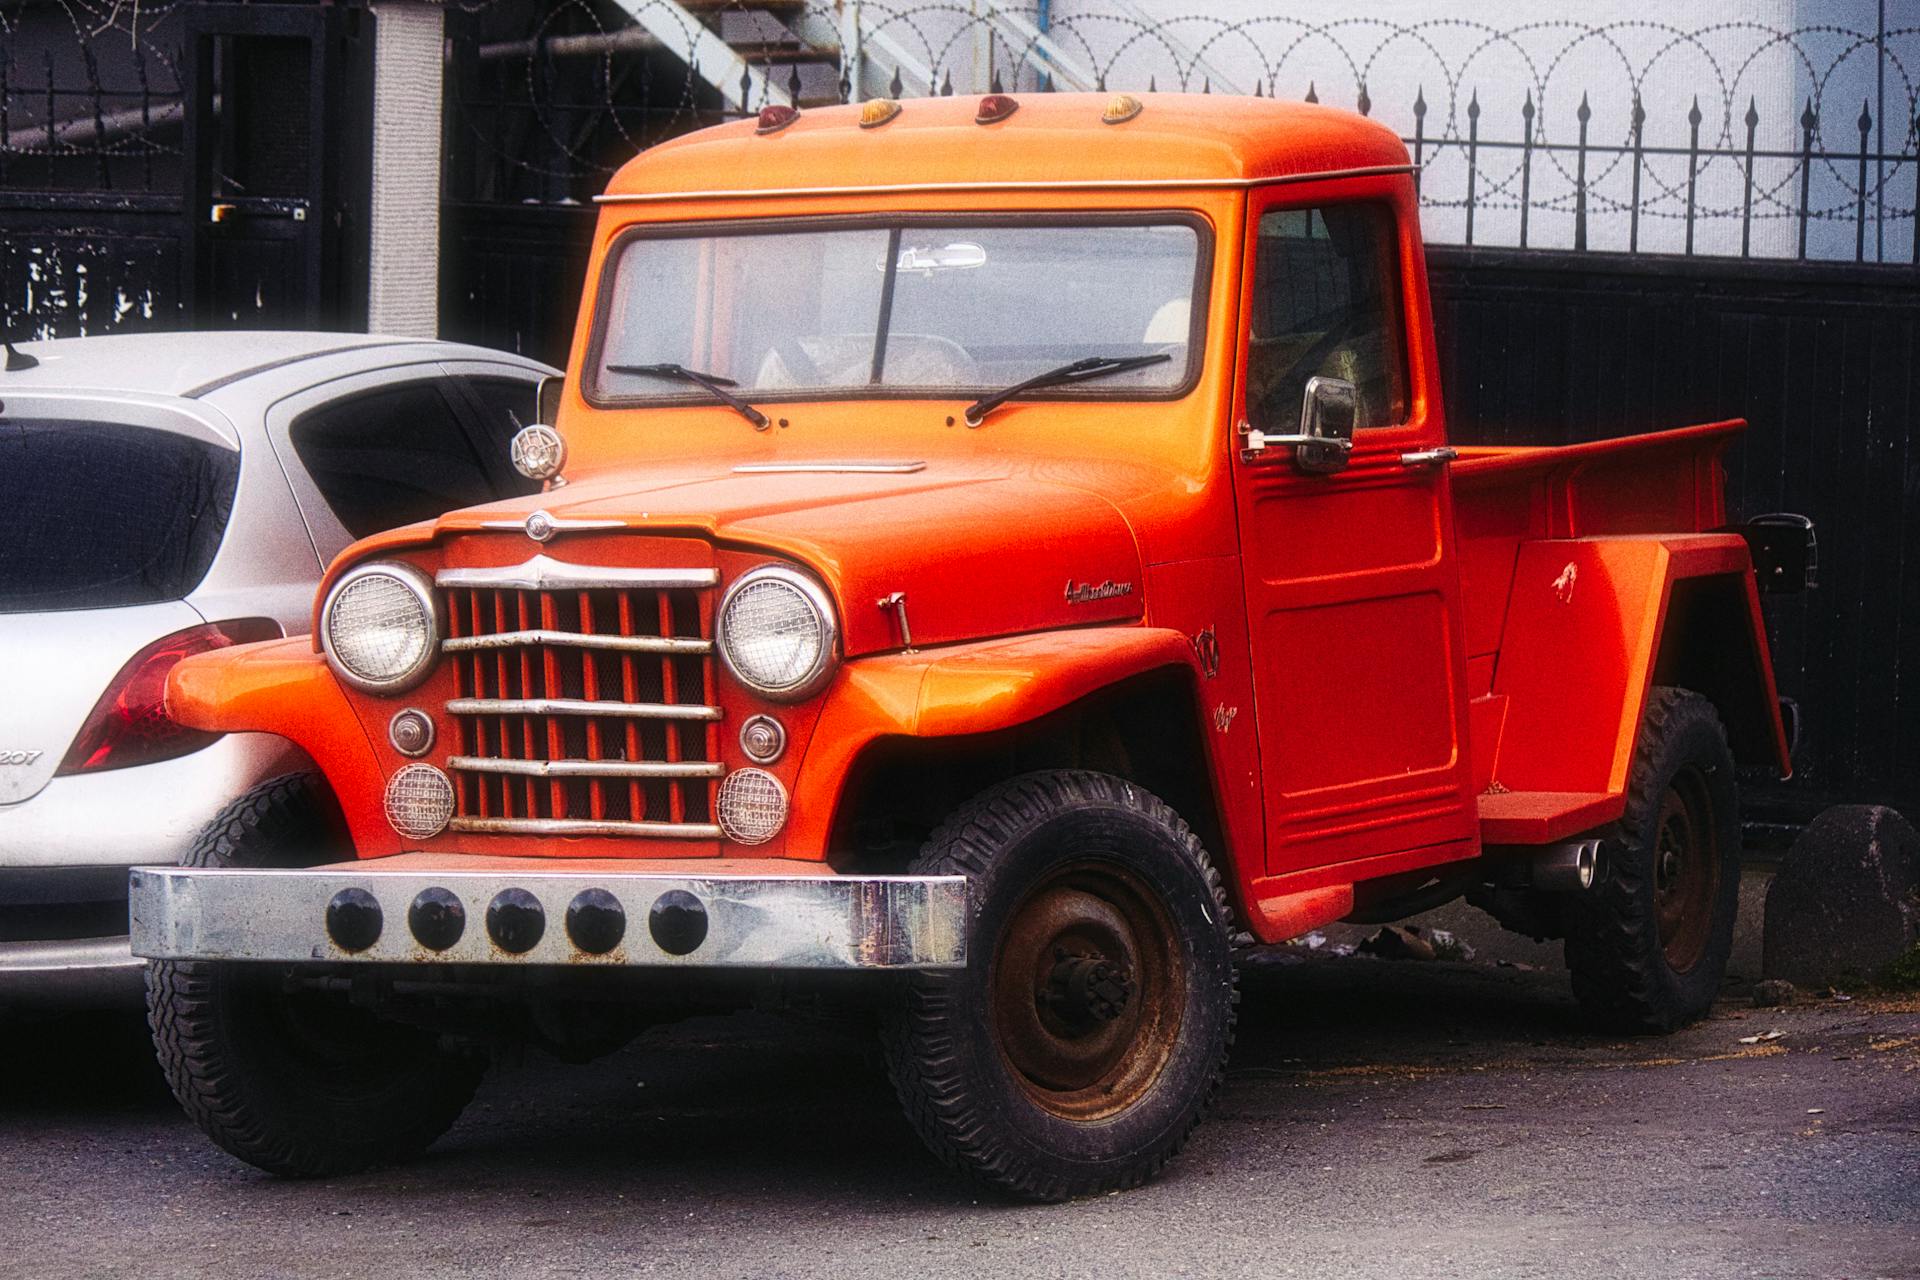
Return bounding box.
[849,1,1913,260]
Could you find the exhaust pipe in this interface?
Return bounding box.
[1531,838,1601,891]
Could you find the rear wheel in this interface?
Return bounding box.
[883,771,1237,1201]
[147,773,485,1177]
[1565,688,1741,1033]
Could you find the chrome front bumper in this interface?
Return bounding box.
[129,857,967,971]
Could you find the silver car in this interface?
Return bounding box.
[0,332,556,1003]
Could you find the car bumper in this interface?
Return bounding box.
[130,853,968,971]
[0,936,144,1004]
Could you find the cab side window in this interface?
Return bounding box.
[1246,203,1409,435]
[291,380,532,539]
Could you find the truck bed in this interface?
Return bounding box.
[1446,420,1776,843]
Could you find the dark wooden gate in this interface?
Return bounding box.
[1427,247,1919,832]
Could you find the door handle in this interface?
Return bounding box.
[1399,446,1458,469]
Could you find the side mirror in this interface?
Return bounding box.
[535,374,565,428]
[1238,375,1357,474]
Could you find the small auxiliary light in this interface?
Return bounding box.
[755,104,800,135]
[1102,93,1145,125]
[859,98,902,129]
[975,94,1019,125]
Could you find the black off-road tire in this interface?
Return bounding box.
[882,771,1238,1202]
[147,773,485,1178]
[1565,688,1742,1033]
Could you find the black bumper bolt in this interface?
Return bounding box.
[565,888,627,955]
[648,889,708,956]
[486,888,546,954]
[407,887,466,951]
[324,888,383,953]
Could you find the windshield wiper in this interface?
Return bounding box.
[963,353,1172,426]
[606,362,769,429]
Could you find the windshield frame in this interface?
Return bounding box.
[582,209,1214,411]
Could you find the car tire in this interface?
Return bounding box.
[147,772,485,1177]
[1564,688,1742,1033]
[882,770,1237,1202]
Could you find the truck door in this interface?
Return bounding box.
[1230,181,1478,879]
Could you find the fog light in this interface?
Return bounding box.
[739,714,786,764]
[384,763,454,840]
[389,708,435,757]
[716,768,787,845]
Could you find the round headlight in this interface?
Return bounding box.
[322,562,440,694]
[717,566,838,700]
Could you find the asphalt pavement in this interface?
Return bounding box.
[3,930,1916,1280]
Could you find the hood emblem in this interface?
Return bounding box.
[479,511,625,543]
[1065,578,1134,605]
[0,749,45,766]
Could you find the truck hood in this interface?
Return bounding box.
[389,460,1149,654]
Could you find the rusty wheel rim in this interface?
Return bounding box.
[989,859,1185,1121]
[1652,766,1719,973]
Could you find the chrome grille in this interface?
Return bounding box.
[437,560,722,838]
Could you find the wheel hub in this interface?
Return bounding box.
[990,862,1185,1121]
[1042,949,1134,1030]
[1651,767,1720,974]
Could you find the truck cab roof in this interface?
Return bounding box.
[601,93,1411,203]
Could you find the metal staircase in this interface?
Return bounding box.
[606,0,1114,116]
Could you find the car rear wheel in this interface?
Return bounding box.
[147,773,485,1177]
[882,771,1237,1201]
[1564,688,1742,1033]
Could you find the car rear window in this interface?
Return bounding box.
[0,419,239,613]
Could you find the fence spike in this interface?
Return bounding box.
[1148,75,1156,94]
[1467,88,1479,119]
[787,61,802,102]
[1413,85,1426,120]
[1253,80,1262,98]
[990,69,1003,95]
[1522,89,1534,121]
[1203,78,1211,94]
[740,64,752,111]
[1857,99,1874,261]
[941,68,953,97]
[1801,97,1818,131]
[1577,91,1590,122]
[1305,80,1317,104]
[1357,82,1370,115]
[1745,96,1759,129]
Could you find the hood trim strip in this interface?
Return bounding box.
[731,461,927,475]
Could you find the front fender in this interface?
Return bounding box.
[166,639,395,855]
[785,626,1200,854]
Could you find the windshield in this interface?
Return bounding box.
[590,219,1205,404]
[0,419,239,614]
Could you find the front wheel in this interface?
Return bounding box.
[882,771,1237,1202]
[147,773,485,1177]
[1565,688,1742,1033]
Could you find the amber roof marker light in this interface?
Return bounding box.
[755,104,800,135]
[975,94,1019,125]
[1102,94,1145,125]
[859,98,902,129]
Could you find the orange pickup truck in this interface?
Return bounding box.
[132,93,1805,1200]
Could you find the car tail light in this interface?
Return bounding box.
[57,619,282,776]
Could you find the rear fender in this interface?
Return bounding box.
[1486,534,1791,803]
[166,639,396,856]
